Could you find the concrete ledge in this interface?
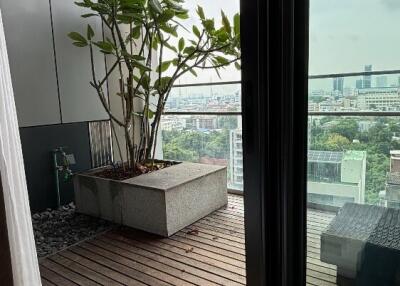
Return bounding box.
[74,162,228,236]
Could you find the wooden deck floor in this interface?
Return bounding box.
[39,195,337,286]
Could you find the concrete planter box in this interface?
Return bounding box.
[73,162,227,237]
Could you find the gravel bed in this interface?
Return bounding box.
[32,202,115,257]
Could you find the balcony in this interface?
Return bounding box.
[38,195,337,286]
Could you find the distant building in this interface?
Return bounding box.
[229,129,243,189]
[185,116,218,130]
[307,150,367,207]
[333,77,344,94]
[356,88,400,110]
[363,65,372,88]
[376,76,388,88]
[356,79,363,89]
[383,151,400,208]
[357,120,375,132]
[318,100,342,111]
[161,116,186,131]
[308,102,319,112]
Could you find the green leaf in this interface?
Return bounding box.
[141,73,150,89]
[202,19,214,33]
[87,24,94,40]
[192,25,201,38]
[197,5,205,20]
[81,13,97,18]
[158,9,175,22]
[183,64,198,77]
[156,61,171,72]
[175,11,189,19]
[164,41,178,53]
[149,0,163,14]
[233,13,240,36]
[183,46,196,55]
[130,26,141,39]
[178,37,185,52]
[234,61,241,70]
[188,68,198,77]
[93,41,114,53]
[72,42,88,47]
[160,24,178,37]
[144,108,154,119]
[154,76,172,91]
[122,51,146,61]
[221,11,231,35]
[132,60,151,72]
[68,32,87,45]
[215,56,229,65]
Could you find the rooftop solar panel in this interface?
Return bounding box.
[308,150,343,163]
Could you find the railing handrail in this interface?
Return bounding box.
[309,69,400,80]
[170,69,400,88]
[309,111,400,116]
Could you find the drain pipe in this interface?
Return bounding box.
[52,147,74,209]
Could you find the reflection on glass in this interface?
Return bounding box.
[160,115,243,190]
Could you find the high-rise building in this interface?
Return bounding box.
[356,79,363,89]
[363,65,372,88]
[229,128,243,190]
[376,76,388,88]
[307,150,367,207]
[333,77,344,93]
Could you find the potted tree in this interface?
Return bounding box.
[70,0,241,236]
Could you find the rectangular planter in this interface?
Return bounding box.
[73,162,228,237]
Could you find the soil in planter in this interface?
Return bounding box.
[94,160,179,181]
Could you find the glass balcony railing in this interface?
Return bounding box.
[160,81,243,191]
[308,70,400,209]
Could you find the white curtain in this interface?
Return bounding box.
[0,9,42,286]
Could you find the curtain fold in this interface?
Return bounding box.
[0,9,41,286]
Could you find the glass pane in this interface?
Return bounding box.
[308,1,400,283]
[160,115,243,190]
[309,0,400,75]
[165,83,241,112]
[309,73,400,112]
[307,112,400,284]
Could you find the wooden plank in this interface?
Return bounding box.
[111,229,246,269]
[41,278,57,286]
[74,243,183,286]
[108,230,246,273]
[97,235,245,285]
[41,259,99,286]
[59,250,147,286]
[49,254,125,286]
[39,266,78,286]
[39,195,338,286]
[169,233,246,262]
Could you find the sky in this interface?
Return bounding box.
[170,0,400,87]
[309,0,400,75]
[163,0,241,84]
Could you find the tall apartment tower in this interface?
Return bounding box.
[376,76,388,88]
[333,77,344,94]
[363,65,372,88]
[356,79,363,89]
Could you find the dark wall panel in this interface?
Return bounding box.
[20,123,91,212]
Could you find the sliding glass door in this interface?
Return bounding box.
[307,1,400,285]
